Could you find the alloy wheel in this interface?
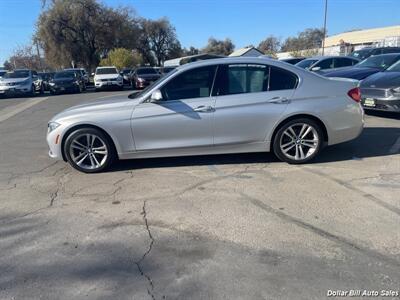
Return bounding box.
[69,133,108,170]
[279,123,320,161]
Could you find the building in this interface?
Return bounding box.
[324,25,400,49]
[163,54,224,67]
[228,47,264,57]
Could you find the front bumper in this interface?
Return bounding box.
[95,80,123,89]
[50,84,78,93]
[361,97,400,112]
[0,83,31,95]
[46,126,64,160]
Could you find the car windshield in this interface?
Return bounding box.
[137,68,157,75]
[356,55,399,69]
[385,60,400,72]
[128,68,178,99]
[349,49,372,60]
[54,72,75,79]
[122,69,131,74]
[3,70,30,79]
[96,68,118,75]
[296,59,318,69]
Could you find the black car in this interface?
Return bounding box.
[349,47,400,60]
[120,68,132,84]
[38,72,55,91]
[130,67,161,89]
[360,60,400,112]
[280,57,306,65]
[49,70,85,94]
[323,54,400,80]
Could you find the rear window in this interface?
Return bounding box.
[296,59,318,69]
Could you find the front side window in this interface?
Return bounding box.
[160,66,217,101]
[334,58,355,68]
[316,58,334,69]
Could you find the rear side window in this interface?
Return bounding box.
[382,48,400,54]
[214,64,297,96]
[269,67,298,91]
[161,65,217,101]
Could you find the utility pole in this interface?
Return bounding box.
[322,0,328,56]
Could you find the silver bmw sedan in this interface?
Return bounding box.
[47,57,364,173]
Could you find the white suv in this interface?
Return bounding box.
[94,66,123,91]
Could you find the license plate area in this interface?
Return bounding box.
[363,98,376,107]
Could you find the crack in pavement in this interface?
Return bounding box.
[239,191,400,268]
[301,167,400,217]
[134,200,156,300]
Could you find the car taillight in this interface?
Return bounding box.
[347,87,361,102]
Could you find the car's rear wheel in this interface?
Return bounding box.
[64,128,115,173]
[273,118,323,164]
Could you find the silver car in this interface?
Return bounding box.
[47,57,364,173]
[0,69,44,96]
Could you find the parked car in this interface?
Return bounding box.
[0,69,43,97]
[0,70,7,78]
[47,57,363,173]
[160,66,176,75]
[360,60,400,112]
[49,70,85,94]
[280,57,306,65]
[64,68,89,86]
[130,67,161,89]
[323,53,400,80]
[39,72,55,91]
[120,68,132,84]
[295,56,360,73]
[94,66,123,91]
[349,47,400,60]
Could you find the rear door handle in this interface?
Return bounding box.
[268,97,290,104]
[193,105,214,112]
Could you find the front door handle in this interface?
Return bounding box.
[268,97,290,104]
[193,105,214,112]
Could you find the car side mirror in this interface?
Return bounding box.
[150,90,163,102]
[311,66,321,71]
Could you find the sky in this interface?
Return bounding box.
[0,0,399,64]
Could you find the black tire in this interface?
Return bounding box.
[64,128,116,173]
[273,118,324,164]
[40,84,44,95]
[30,84,36,97]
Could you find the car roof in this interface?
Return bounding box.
[96,66,117,69]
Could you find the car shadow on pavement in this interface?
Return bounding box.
[110,127,400,172]
[365,110,400,120]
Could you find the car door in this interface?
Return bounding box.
[212,64,297,146]
[131,65,217,151]
[334,57,357,69]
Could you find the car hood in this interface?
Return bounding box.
[0,77,30,83]
[360,71,400,89]
[53,78,75,83]
[94,74,120,80]
[51,96,141,122]
[137,74,160,80]
[324,67,380,80]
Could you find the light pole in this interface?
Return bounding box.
[322,0,328,56]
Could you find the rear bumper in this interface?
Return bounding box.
[361,98,400,112]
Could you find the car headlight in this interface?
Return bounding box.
[392,87,400,94]
[49,82,55,86]
[48,122,60,133]
[137,77,145,82]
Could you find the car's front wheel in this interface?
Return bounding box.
[64,128,115,173]
[273,118,323,164]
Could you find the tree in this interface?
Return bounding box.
[100,48,143,69]
[201,37,235,56]
[6,44,47,70]
[281,28,325,52]
[258,36,281,57]
[36,0,141,70]
[138,18,181,66]
[183,46,199,56]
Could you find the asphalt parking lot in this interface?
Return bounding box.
[0,89,399,300]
